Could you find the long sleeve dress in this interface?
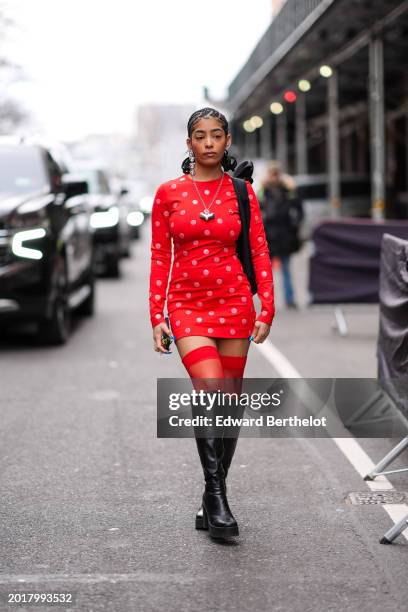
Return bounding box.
[148,172,275,341]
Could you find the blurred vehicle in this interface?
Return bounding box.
[70,165,131,277]
[0,139,96,344]
[293,173,371,240]
[117,183,145,240]
[139,195,154,215]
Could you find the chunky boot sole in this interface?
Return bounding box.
[195,507,207,530]
[202,506,239,539]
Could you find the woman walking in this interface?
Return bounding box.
[149,107,275,539]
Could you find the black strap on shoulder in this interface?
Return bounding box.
[231,177,257,295]
[232,177,251,228]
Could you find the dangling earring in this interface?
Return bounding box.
[188,149,196,175]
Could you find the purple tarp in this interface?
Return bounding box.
[308,218,408,303]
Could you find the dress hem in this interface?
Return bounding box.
[169,324,253,342]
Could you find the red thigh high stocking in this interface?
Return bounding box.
[181,345,224,382]
[183,345,239,537]
[219,354,247,395]
[217,354,247,480]
[181,344,225,428]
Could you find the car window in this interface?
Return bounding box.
[75,168,110,194]
[0,145,48,196]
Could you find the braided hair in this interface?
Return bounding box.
[181,107,237,174]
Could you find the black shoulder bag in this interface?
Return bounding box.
[231,175,258,295]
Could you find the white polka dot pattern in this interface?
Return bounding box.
[149,176,275,332]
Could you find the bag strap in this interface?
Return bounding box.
[231,177,251,228]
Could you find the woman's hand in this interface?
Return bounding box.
[153,321,172,353]
[250,320,271,343]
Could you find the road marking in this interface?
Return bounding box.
[0,571,197,585]
[255,338,408,541]
[255,340,302,379]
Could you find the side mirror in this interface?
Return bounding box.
[62,174,89,199]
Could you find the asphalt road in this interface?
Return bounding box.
[0,226,407,612]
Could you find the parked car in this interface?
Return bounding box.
[117,184,145,240]
[70,165,131,277]
[0,139,96,344]
[293,174,371,240]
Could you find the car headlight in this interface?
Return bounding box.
[90,206,119,228]
[11,227,47,260]
[139,196,153,214]
[127,210,144,227]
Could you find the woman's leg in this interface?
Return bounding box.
[176,335,238,538]
[216,337,250,389]
[193,338,250,533]
[279,255,295,306]
[215,338,249,475]
[175,335,224,379]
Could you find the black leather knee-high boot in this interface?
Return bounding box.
[195,436,239,530]
[194,385,244,534]
[193,433,239,539]
[192,384,239,539]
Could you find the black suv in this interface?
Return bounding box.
[0,139,96,344]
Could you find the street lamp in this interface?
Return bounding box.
[250,115,263,128]
[270,102,284,115]
[320,65,333,78]
[243,119,256,132]
[298,79,311,92]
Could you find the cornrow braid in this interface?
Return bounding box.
[181,106,237,174]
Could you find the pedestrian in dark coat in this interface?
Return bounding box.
[258,161,304,308]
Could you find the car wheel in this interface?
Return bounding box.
[77,267,96,316]
[106,253,121,278]
[38,256,71,344]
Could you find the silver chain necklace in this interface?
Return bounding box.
[189,170,225,221]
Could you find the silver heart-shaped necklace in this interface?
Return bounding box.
[189,170,225,221]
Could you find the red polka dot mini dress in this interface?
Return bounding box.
[149,172,275,341]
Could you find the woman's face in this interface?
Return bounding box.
[267,168,281,186]
[187,117,231,169]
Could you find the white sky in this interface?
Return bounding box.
[4,0,272,141]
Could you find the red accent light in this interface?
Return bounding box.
[284,90,297,103]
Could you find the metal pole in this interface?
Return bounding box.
[369,37,385,220]
[237,127,245,159]
[296,93,307,174]
[327,68,340,217]
[276,112,288,171]
[261,114,272,160]
[407,112,408,194]
[248,130,257,159]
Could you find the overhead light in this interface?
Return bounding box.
[270,102,284,115]
[243,120,256,132]
[284,90,297,103]
[320,65,333,78]
[250,115,263,128]
[298,79,311,92]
